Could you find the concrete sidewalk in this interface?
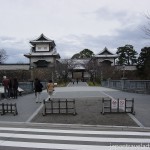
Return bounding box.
[0,91,48,122]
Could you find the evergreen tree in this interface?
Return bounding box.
[116,45,138,65]
[71,49,94,59]
[71,53,80,59]
[137,47,150,79]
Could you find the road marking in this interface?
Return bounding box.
[0,140,150,150]
[128,113,144,128]
[26,104,44,123]
[0,125,150,150]
[0,127,150,136]
[0,132,150,143]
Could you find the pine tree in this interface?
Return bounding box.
[116,45,137,65]
[137,47,150,79]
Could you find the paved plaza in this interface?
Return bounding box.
[0,82,150,127]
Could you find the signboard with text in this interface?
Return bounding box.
[119,99,125,111]
[111,99,118,109]
[102,98,135,115]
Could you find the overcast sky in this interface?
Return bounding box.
[0,0,150,63]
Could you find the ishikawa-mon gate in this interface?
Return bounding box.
[69,65,90,81]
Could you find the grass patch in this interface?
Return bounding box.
[57,81,69,87]
[87,81,100,86]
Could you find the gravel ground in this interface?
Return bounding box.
[32,98,138,127]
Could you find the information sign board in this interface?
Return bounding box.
[111,99,118,109]
[119,99,125,111]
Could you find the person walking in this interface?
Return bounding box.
[76,78,79,84]
[34,78,43,103]
[2,76,10,99]
[8,77,13,98]
[34,78,38,98]
[13,77,18,99]
[72,78,75,84]
[47,80,54,100]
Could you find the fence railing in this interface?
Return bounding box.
[42,98,76,116]
[0,103,18,115]
[101,97,135,115]
[102,80,150,94]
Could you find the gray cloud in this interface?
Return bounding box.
[2,47,29,64]
[0,0,150,63]
[0,36,29,63]
[1,22,149,63]
[93,7,146,30]
[94,7,129,22]
[56,22,150,58]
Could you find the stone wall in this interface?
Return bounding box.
[31,68,55,81]
[0,67,55,82]
[0,70,31,82]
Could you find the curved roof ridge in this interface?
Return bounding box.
[30,33,53,43]
[97,47,115,55]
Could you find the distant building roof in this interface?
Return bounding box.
[30,33,55,46]
[94,47,118,58]
[0,64,29,70]
[24,51,60,58]
[73,64,85,70]
[58,58,89,64]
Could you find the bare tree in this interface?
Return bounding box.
[143,14,150,37]
[56,59,72,81]
[0,49,8,64]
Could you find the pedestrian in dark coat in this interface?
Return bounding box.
[13,78,18,99]
[8,77,13,98]
[34,78,43,103]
